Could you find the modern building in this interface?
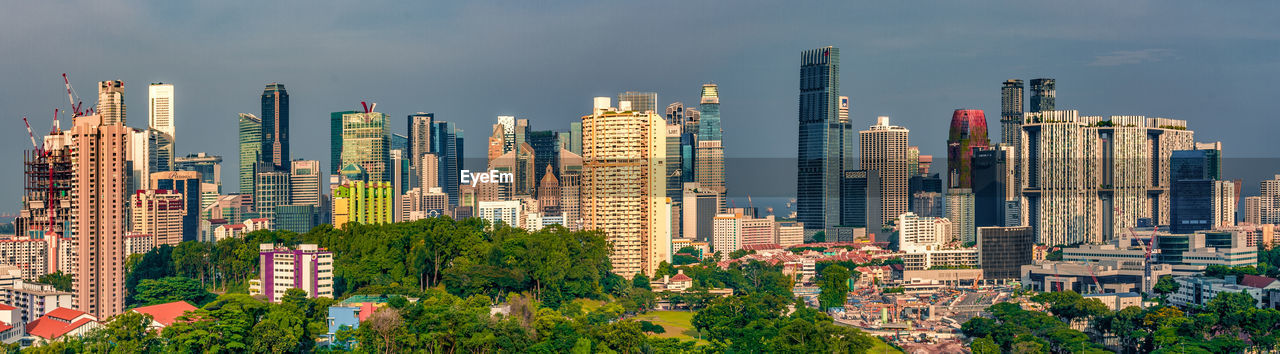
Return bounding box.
[273,205,318,233]
[1000,79,1024,145]
[238,113,262,210]
[249,244,334,303]
[581,98,669,278]
[797,46,850,232]
[97,80,126,126]
[125,232,156,256]
[1022,261,1174,294]
[152,171,201,242]
[712,213,743,256]
[290,160,322,208]
[861,116,910,234]
[130,190,185,246]
[946,189,975,243]
[696,84,725,208]
[977,226,1033,280]
[430,120,463,207]
[840,170,876,228]
[1020,111,1193,245]
[897,212,953,252]
[260,83,290,170]
[477,200,522,228]
[778,222,805,247]
[339,112,391,183]
[174,153,222,193]
[1028,78,1054,113]
[253,167,291,227]
[1170,276,1264,309]
[946,109,990,189]
[0,239,51,280]
[69,114,130,319]
[682,182,720,243]
[972,145,1017,227]
[148,83,176,169]
[617,91,658,113]
[911,192,945,219]
[331,181,394,228]
[406,113,434,188]
[0,279,75,324]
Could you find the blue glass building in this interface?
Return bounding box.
[797,46,848,231]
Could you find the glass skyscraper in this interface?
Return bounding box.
[431,121,462,206]
[1029,78,1055,113]
[260,83,290,170]
[238,113,262,206]
[330,110,358,175]
[797,46,848,231]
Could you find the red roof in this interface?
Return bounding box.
[0,322,11,333]
[45,307,88,322]
[26,315,96,340]
[670,274,692,282]
[0,304,17,311]
[223,224,245,230]
[132,301,197,327]
[249,218,269,222]
[1241,275,1280,289]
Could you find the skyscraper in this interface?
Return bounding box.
[1170,146,1228,233]
[972,146,1016,227]
[696,84,725,209]
[291,160,322,208]
[1000,79,1024,145]
[330,111,359,175]
[946,189,975,243]
[340,112,392,183]
[152,170,201,242]
[260,83,290,170]
[860,116,909,233]
[407,113,434,188]
[431,121,463,206]
[581,99,668,278]
[238,113,262,209]
[175,153,222,193]
[946,109,989,189]
[1029,78,1055,113]
[797,46,848,232]
[148,83,175,170]
[254,166,291,225]
[617,91,658,113]
[97,80,126,126]
[840,169,876,228]
[131,189,185,246]
[69,114,130,319]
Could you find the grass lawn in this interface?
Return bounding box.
[635,310,708,344]
[866,337,902,354]
[574,298,606,311]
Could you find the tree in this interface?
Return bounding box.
[1153,275,1179,297]
[132,277,216,307]
[971,337,1000,354]
[83,311,162,353]
[37,271,73,292]
[639,320,665,334]
[818,265,851,310]
[728,249,753,259]
[366,307,403,353]
[251,306,306,354]
[631,274,651,290]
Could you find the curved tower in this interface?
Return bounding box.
[946,109,990,189]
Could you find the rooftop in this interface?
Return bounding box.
[132,301,198,327]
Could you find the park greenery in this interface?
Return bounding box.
[31,217,881,352]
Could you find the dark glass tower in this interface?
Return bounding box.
[947,109,990,189]
[797,46,847,231]
[528,130,561,194]
[330,110,358,175]
[261,83,290,170]
[430,121,461,206]
[1029,78,1055,113]
[1170,148,1223,233]
[1000,79,1023,145]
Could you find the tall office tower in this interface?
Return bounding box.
[972,146,1016,227]
[390,150,408,221]
[407,113,434,189]
[290,160,322,208]
[490,143,536,197]
[568,122,583,156]
[911,192,945,218]
[496,116,515,153]
[946,109,990,189]
[840,170,876,228]
[487,125,505,163]
[977,226,1033,280]
[1021,111,1193,245]
[559,172,582,231]
[683,182,721,242]
[908,173,944,210]
[907,146,920,179]
[581,104,668,278]
[131,190,185,246]
[665,102,694,129]
[946,189,976,243]
[617,91,658,113]
[329,111,359,175]
[860,116,910,231]
[97,80,126,126]
[339,112,391,183]
[254,166,291,226]
[1171,147,1224,233]
[1029,78,1055,113]
[528,130,560,193]
[175,153,222,193]
[152,171,201,242]
[1214,181,1236,229]
[238,113,262,209]
[331,181,394,227]
[538,166,560,214]
[1000,79,1024,145]
[148,82,176,164]
[665,124,684,236]
[419,154,439,191]
[432,121,464,206]
[797,46,848,232]
[260,83,290,170]
[697,84,726,208]
[68,114,130,319]
[127,128,161,194]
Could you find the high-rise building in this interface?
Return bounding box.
[260,83,290,170]
[238,113,262,209]
[978,226,1033,280]
[946,109,990,189]
[339,112,391,183]
[175,153,222,193]
[329,111,359,175]
[1000,79,1024,145]
[290,160,321,208]
[331,181,394,227]
[946,189,976,243]
[407,113,434,188]
[97,80,126,126]
[682,182,720,243]
[1021,111,1193,245]
[254,167,291,226]
[617,91,658,113]
[860,116,910,233]
[249,244,333,302]
[972,146,1017,227]
[430,121,463,206]
[148,83,175,166]
[538,166,560,215]
[127,128,162,195]
[897,212,952,252]
[840,170,876,228]
[131,190,185,246]
[528,130,560,193]
[1029,78,1055,113]
[911,192,945,218]
[69,114,130,319]
[581,99,668,278]
[696,84,726,209]
[152,171,201,242]
[712,213,743,255]
[797,46,849,232]
[1171,147,1226,234]
[273,205,317,233]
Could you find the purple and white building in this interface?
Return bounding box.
[248,244,334,302]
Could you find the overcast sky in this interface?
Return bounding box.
[2,1,1278,209]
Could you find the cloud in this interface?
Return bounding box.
[1089,49,1175,66]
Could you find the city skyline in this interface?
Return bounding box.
[3,2,1280,209]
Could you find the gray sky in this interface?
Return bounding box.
[3,1,1279,210]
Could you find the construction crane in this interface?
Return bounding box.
[1113,206,1160,295]
[62,73,87,119]
[1086,263,1103,294]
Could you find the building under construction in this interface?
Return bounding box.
[8,132,74,279]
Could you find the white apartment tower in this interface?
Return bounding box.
[860,116,910,229]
